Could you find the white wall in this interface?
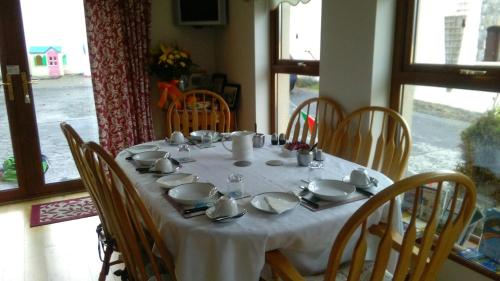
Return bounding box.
[150,0,218,137]
[319,0,395,112]
[215,0,270,132]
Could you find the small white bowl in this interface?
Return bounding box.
[168,182,217,206]
[132,151,168,167]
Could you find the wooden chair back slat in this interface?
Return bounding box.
[166,90,231,136]
[409,183,443,281]
[309,101,321,147]
[83,142,177,281]
[346,221,368,281]
[317,101,327,148]
[370,199,396,281]
[392,187,421,281]
[330,106,411,181]
[285,97,344,153]
[422,184,471,279]
[351,116,363,165]
[358,113,374,166]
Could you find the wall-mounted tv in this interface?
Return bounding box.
[173,0,227,26]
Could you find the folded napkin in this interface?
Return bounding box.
[166,174,195,187]
[264,196,296,214]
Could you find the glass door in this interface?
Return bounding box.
[0,59,23,195]
[0,0,99,202]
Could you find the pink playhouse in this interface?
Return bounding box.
[28,46,66,78]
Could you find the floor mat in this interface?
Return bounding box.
[30,196,97,227]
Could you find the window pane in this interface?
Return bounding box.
[401,85,499,211]
[279,1,321,61]
[276,74,319,134]
[413,0,500,65]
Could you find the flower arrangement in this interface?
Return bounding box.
[150,43,194,108]
[150,44,193,81]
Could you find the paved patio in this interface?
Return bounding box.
[0,75,98,191]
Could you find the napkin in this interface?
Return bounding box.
[264,196,296,214]
[166,174,195,187]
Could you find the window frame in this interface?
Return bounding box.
[390,1,500,278]
[270,6,320,132]
[390,0,500,111]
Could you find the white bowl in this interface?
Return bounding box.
[132,151,168,167]
[126,144,159,155]
[308,179,355,202]
[156,173,196,189]
[190,130,221,142]
[168,182,217,205]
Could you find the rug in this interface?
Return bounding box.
[30,196,97,227]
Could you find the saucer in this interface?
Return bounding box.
[342,175,375,189]
[206,206,246,222]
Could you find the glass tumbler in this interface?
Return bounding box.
[177,144,191,162]
[201,133,213,148]
[308,161,324,182]
[226,173,244,198]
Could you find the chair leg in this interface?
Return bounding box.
[98,243,114,281]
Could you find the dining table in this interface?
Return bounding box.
[115,136,403,281]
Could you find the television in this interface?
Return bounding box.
[174,0,227,26]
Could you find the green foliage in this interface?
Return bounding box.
[458,108,500,202]
[295,76,319,90]
[461,108,500,147]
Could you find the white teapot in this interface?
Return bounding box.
[222,131,255,161]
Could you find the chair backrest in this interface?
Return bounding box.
[324,171,476,281]
[329,106,411,181]
[83,141,176,281]
[166,89,231,136]
[60,122,112,239]
[285,97,344,153]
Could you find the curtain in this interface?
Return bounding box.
[270,0,311,10]
[83,0,154,156]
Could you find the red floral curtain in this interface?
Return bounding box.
[83,0,154,156]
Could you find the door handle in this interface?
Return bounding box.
[20,72,32,104]
[0,75,14,101]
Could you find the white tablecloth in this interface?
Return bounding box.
[116,140,401,281]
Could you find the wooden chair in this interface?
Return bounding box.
[166,89,231,137]
[60,122,121,281]
[265,170,476,281]
[328,106,411,181]
[83,141,176,281]
[286,97,344,154]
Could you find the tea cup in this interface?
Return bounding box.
[152,158,175,173]
[213,196,239,217]
[350,168,371,187]
[170,131,185,144]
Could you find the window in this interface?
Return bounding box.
[270,1,321,133]
[391,0,500,273]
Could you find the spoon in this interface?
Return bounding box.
[309,143,318,152]
[212,209,247,222]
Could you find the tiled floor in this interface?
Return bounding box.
[0,192,122,281]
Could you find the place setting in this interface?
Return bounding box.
[163,173,250,220]
[293,167,379,211]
